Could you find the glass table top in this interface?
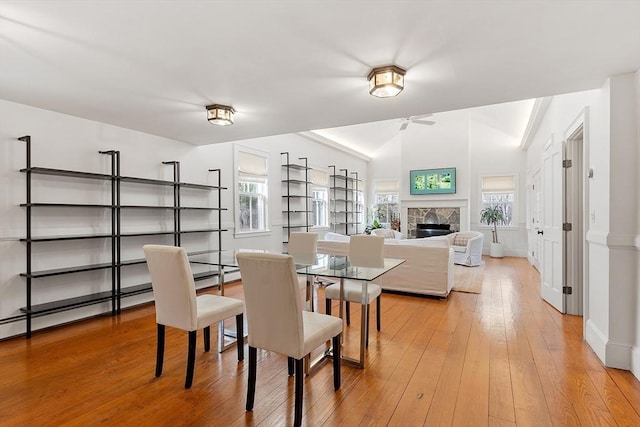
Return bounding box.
[188,250,404,281]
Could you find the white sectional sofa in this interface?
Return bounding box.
[318,233,455,298]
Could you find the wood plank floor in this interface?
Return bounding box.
[1,257,639,426]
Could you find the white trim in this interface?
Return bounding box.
[401,198,469,208]
[520,97,552,150]
[478,172,519,226]
[606,340,633,370]
[586,230,608,246]
[234,144,270,234]
[298,131,372,162]
[234,230,272,239]
[586,230,637,248]
[585,319,607,363]
[632,345,640,380]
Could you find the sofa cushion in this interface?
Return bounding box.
[323,232,350,242]
[451,245,467,253]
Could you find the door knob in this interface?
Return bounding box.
[537,230,544,235]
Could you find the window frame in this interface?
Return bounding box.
[479,173,518,229]
[234,145,270,236]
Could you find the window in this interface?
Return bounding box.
[481,175,516,226]
[373,180,399,225]
[310,168,328,227]
[236,148,268,233]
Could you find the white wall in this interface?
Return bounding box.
[524,73,640,380]
[469,108,528,257]
[368,108,529,255]
[0,99,365,339]
[635,69,640,379]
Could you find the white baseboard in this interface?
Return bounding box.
[586,319,633,370]
[481,249,528,258]
[606,340,632,370]
[632,345,640,381]
[585,319,607,363]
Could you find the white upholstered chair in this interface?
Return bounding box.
[446,231,484,266]
[236,252,342,427]
[324,235,384,348]
[143,244,245,389]
[287,231,318,309]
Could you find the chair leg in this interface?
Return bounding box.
[345,301,350,326]
[288,357,295,376]
[247,346,257,411]
[185,330,197,389]
[204,326,211,352]
[365,304,370,349]
[294,358,304,427]
[376,296,381,332]
[325,298,332,316]
[155,324,165,377]
[236,313,244,361]
[332,334,341,391]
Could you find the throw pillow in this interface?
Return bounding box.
[453,235,471,247]
[373,228,395,239]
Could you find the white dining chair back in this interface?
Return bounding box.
[287,231,318,265]
[325,234,385,349]
[348,235,384,268]
[143,244,244,389]
[236,252,342,427]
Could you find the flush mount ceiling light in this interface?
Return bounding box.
[367,65,406,98]
[206,104,235,126]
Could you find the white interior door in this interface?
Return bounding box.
[540,137,565,313]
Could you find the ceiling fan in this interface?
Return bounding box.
[399,114,436,131]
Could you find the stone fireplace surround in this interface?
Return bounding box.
[407,207,460,239]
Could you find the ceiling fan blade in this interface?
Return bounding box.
[399,122,409,131]
[412,119,436,126]
[410,113,433,120]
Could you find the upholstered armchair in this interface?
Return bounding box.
[447,231,484,266]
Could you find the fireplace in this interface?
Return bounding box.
[407,207,460,239]
[416,223,453,238]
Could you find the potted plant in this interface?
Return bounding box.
[480,205,505,258]
[365,218,383,235]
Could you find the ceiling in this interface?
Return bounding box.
[1,1,639,152]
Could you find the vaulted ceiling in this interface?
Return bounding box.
[0,1,638,152]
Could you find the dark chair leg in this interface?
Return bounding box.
[376,296,381,332]
[236,313,244,361]
[366,304,370,349]
[185,330,197,389]
[294,358,304,427]
[288,357,295,376]
[332,334,341,391]
[247,346,257,411]
[326,298,332,315]
[155,324,165,377]
[204,326,210,352]
[345,301,350,326]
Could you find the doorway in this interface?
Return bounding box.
[565,125,585,315]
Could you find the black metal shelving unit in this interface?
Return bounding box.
[329,166,362,235]
[281,152,310,251]
[10,135,228,338]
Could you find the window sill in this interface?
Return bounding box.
[234,230,272,239]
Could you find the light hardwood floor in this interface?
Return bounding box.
[1,257,639,426]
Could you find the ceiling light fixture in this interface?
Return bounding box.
[206,104,235,126]
[367,65,406,98]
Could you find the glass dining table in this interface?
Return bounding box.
[188,249,405,369]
